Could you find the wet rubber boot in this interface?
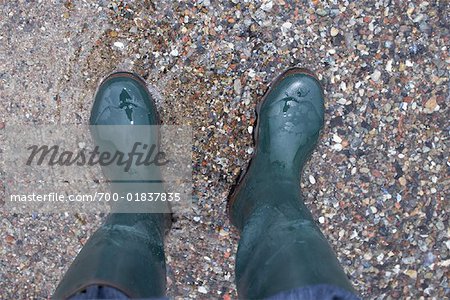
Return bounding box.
[228,68,357,299]
[53,72,171,299]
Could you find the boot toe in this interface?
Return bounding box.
[90,72,159,126]
[259,71,324,127]
[255,70,325,164]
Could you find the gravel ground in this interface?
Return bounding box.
[1,0,449,299]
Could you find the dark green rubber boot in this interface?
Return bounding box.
[53,72,170,299]
[228,68,356,299]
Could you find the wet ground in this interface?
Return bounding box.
[1,0,449,299]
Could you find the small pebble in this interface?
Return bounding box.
[404,270,417,279]
[113,41,124,49]
[371,70,382,82]
[330,27,339,37]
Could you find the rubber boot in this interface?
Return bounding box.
[228,68,357,299]
[53,72,170,299]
